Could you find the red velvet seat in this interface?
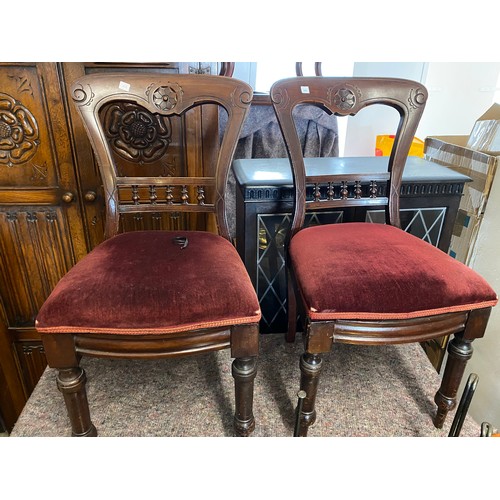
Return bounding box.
[36,73,260,437]
[271,76,498,436]
[290,223,497,322]
[36,231,260,335]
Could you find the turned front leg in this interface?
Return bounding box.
[57,367,97,437]
[296,352,323,437]
[232,356,257,437]
[434,333,473,429]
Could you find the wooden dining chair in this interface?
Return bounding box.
[35,73,261,437]
[270,76,498,436]
[295,62,322,76]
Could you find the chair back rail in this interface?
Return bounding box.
[270,76,428,238]
[71,73,253,240]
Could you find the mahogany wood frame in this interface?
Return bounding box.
[39,73,259,437]
[271,76,494,436]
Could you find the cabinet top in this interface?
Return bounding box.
[233,156,472,187]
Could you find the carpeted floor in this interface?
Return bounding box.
[11,333,480,437]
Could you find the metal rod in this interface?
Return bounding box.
[481,422,493,437]
[448,373,479,437]
[293,390,307,437]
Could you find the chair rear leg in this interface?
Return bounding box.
[296,352,323,436]
[286,267,298,343]
[433,332,473,429]
[232,356,257,436]
[57,366,97,437]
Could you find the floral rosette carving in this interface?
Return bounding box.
[152,83,183,112]
[0,92,39,166]
[331,88,356,110]
[102,102,172,163]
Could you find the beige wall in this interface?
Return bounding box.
[417,62,500,138]
[344,62,500,155]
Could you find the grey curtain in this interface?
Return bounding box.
[224,103,339,239]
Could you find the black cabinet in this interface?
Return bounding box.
[234,156,471,340]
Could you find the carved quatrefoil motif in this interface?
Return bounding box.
[152,85,181,111]
[332,88,356,110]
[0,92,39,166]
[102,102,172,163]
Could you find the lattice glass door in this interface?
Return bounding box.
[257,211,343,332]
[366,207,446,246]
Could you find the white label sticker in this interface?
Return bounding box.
[119,81,130,91]
[300,86,310,94]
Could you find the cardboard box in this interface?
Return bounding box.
[467,102,500,153]
[424,103,500,265]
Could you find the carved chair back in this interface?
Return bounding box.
[71,73,252,241]
[270,77,428,239]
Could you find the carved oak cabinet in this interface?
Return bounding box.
[0,62,226,431]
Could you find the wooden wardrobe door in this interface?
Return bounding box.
[0,62,88,429]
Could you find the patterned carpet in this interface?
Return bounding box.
[11,333,480,437]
